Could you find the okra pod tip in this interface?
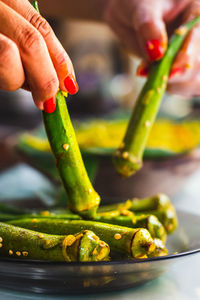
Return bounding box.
[113,150,142,177]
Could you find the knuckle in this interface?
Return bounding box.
[43,76,59,93]
[54,51,68,66]
[29,13,52,39]
[18,26,44,52]
[0,39,15,65]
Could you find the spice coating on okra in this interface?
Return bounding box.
[9,219,159,259]
[99,193,177,234]
[0,222,110,262]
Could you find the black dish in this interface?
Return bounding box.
[0,210,200,295]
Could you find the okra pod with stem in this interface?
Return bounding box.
[0,222,110,262]
[0,212,82,222]
[98,193,178,234]
[0,210,166,242]
[43,92,100,219]
[150,238,168,257]
[32,1,100,219]
[113,16,200,177]
[96,213,167,242]
[9,218,164,259]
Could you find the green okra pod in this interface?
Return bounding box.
[0,222,109,262]
[0,194,175,234]
[32,1,100,219]
[0,210,166,242]
[113,16,200,177]
[9,218,162,259]
[43,92,100,219]
[96,212,166,242]
[98,193,178,234]
[150,238,168,257]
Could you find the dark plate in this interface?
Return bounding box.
[0,210,200,295]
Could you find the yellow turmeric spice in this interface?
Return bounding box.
[22,119,200,154]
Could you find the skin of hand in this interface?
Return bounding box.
[104,0,200,97]
[0,0,78,112]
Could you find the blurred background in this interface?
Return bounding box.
[1,19,200,203]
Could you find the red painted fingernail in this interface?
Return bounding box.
[137,65,150,77]
[170,67,184,78]
[64,74,79,95]
[44,97,56,113]
[145,39,164,61]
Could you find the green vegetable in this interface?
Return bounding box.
[9,218,165,259]
[0,200,166,242]
[149,238,168,257]
[32,0,40,13]
[98,193,178,234]
[0,210,166,242]
[0,212,82,222]
[43,92,100,218]
[96,213,166,242]
[113,16,200,177]
[32,1,100,219]
[0,222,109,262]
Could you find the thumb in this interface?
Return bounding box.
[132,1,168,61]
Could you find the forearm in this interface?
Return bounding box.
[39,0,107,22]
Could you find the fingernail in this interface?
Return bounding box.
[136,65,150,77]
[64,74,79,95]
[169,67,184,78]
[44,97,56,113]
[145,39,164,61]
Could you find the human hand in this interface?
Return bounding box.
[104,0,200,97]
[0,0,78,113]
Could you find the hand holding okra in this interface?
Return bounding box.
[0,2,196,263]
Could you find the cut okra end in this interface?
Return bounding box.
[113,150,142,177]
[146,215,167,243]
[150,238,168,257]
[63,230,110,262]
[78,230,110,262]
[131,229,155,259]
[131,230,168,259]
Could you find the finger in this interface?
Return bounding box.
[131,0,168,61]
[136,61,151,77]
[168,56,200,96]
[3,0,79,95]
[167,79,200,97]
[0,33,25,91]
[0,1,59,110]
[170,1,200,79]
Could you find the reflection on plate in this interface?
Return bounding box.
[0,210,200,295]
